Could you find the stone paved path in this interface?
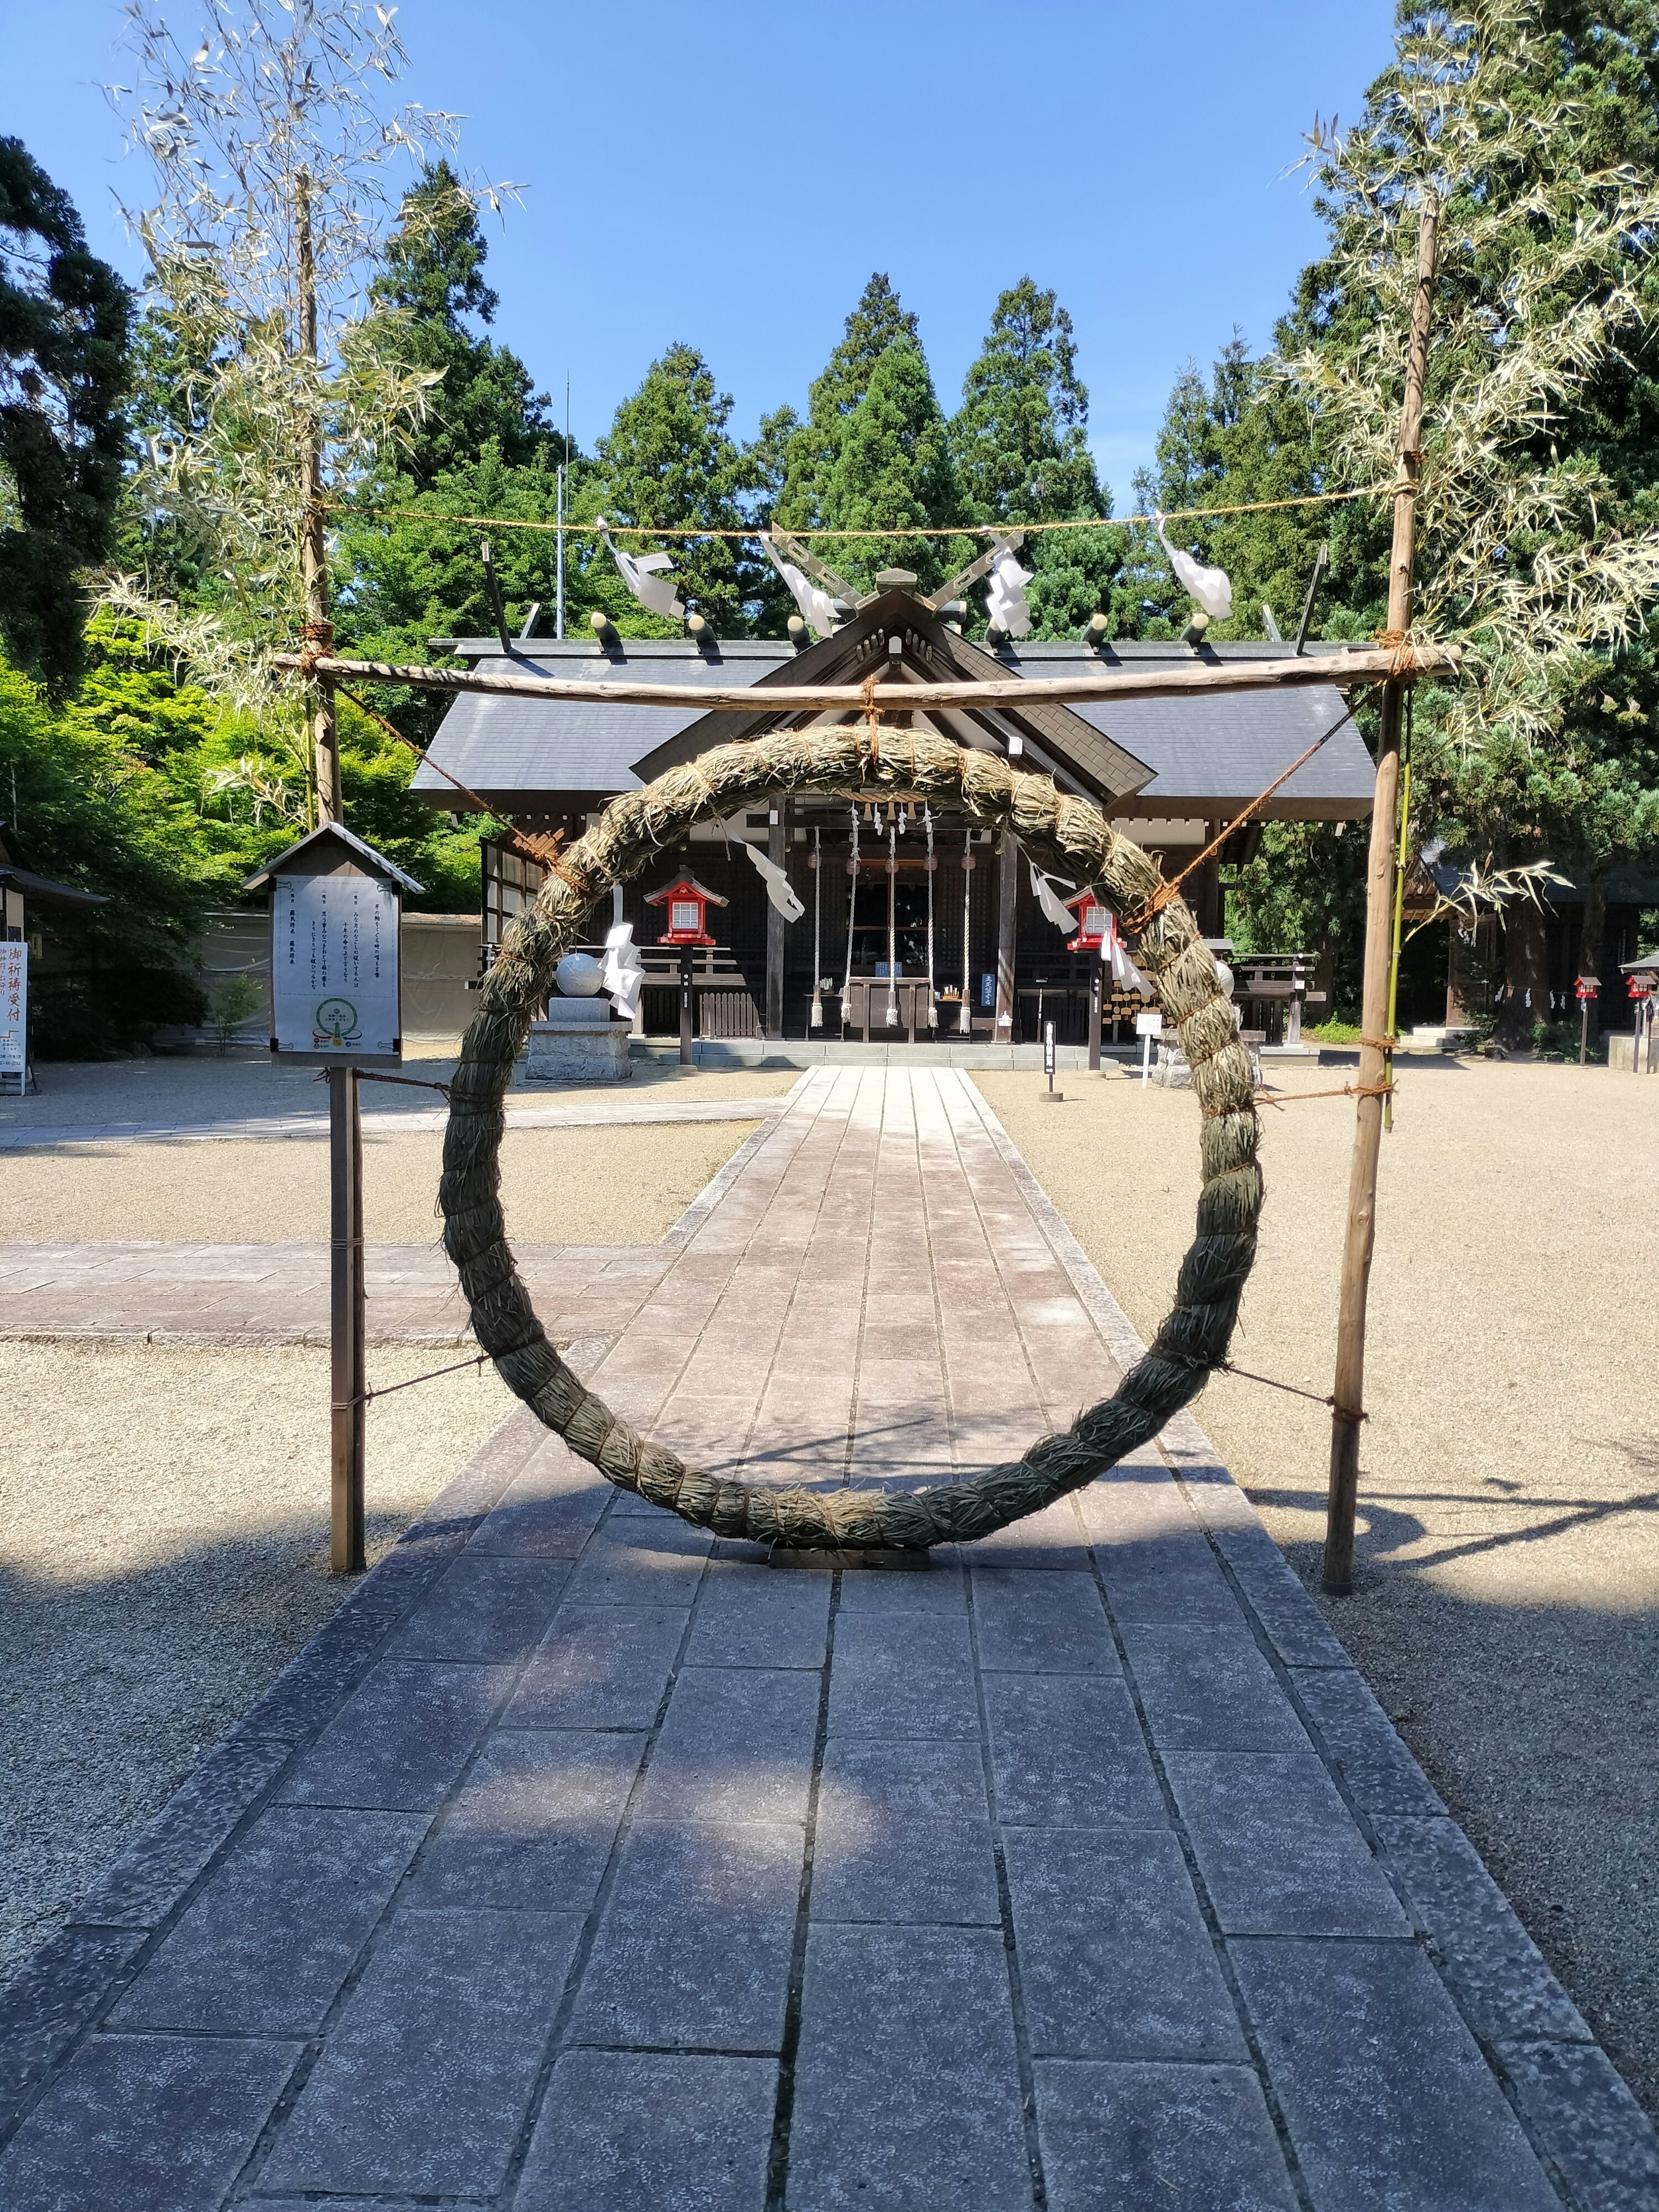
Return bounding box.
[2,1068,1653,2211]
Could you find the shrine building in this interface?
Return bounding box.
[411,576,1377,1046]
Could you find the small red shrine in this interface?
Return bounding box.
[1065,888,1112,955]
[645,873,728,948]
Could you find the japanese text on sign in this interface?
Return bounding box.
[270,876,400,1059]
[0,942,25,1073]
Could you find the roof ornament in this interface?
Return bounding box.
[757,532,843,642]
[744,836,804,921]
[1152,512,1233,623]
[595,516,685,623]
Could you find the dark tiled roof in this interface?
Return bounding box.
[411,632,1376,818]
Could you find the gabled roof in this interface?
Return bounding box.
[628,592,1156,804]
[243,820,424,894]
[409,613,1377,822]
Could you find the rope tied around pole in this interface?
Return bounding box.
[1119,705,1357,939]
[1373,628,1425,680]
[296,618,334,678]
[1218,1360,1368,1420]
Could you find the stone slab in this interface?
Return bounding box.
[1233,1937,1564,2212]
[65,1734,294,1930]
[812,1738,1000,1927]
[503,1605,687,1732]
[636,1666,821,1825]
[561,1520,712,1608]
[515,2050,777,2212]
[111,1806,427,2034]
[0,2031,299,2212]
[827,1611,980,1739]
[1004,1827,1246,2062]
[381,1554,572,1663]
[259,1907,582,2197]
[683,1560,832,1668]
[983,1672,1166,1830]
[0,1926,148,2140]
[1291,1665,1447,1817]
[972,1569,1118,1674]
[787,1923,1032,2212]
[407,1729,644,1913]
[1497,2037,1659,2212]
[1033,2058,1298,2212]
[1165,1753,1408,1936]
[469,1448,615,1558]
[568,1819,803,2052]
[278,1660,512,1812]
[1122,1622,1310,1753]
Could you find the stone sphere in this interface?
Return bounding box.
[554,952,603,997]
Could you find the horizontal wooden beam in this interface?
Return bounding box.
[273,641,1460,715]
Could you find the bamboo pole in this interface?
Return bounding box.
[296,170,340,826]
[269,640,1459,718]
[1322,191,1439,1597]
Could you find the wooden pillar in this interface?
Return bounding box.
[296,168,339,826]
[1324,191,1437,1596]
[995,830,1018,1039]
[765,801,785,1039]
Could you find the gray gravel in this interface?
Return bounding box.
[978,1056,1659,2123]
[0,1339,514,1984]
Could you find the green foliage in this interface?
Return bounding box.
[775,273,919,534]
[950,278,1142,639]
[591,342,752,632]
[0,139,133,692]
[816,340,965,594]
[1226,821,1371,1017]
[370,160,555,490]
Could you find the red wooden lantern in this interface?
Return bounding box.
[645,872,728,947]
[1065,888,1113,955]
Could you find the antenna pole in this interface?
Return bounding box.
[555,375,570,641]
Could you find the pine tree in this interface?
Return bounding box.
[774,273,919,532]
[950,277,1137,639]
[370,160,554,489]
[0,140,132,692]
[817,339,965,594]
[591,342,750,633]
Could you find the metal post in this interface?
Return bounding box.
[328,1064,365,1573]
[1323,190,1438,1597]
[678,947,694,1066]
[1089,964,1102,1073]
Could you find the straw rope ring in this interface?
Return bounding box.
[439,724,1263,1549]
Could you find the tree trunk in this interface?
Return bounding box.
[1496,907,1548,1050]
[1577,874,1608,1048]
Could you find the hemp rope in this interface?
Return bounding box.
[439,722,1263,1549]
[360,484,1389,541]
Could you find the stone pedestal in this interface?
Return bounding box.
[526,998,633,1083]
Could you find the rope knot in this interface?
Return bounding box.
[1373,628,1421,680]
[297,618,335,679]
[861,671,881,771]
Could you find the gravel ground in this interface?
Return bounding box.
[0,1340,515,1983]
[1,1119,761,1244]
[0,1046,798,1133]
[977,1057,1659,2121]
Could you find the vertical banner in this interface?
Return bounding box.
[271,876,400,1060]
[0,941,26,1074]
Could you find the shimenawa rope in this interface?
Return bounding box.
[438,721,1263,1549]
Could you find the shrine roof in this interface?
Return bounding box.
[410,627,1376,822]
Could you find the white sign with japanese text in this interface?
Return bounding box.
[271,875,400,1060]
[0,941,26,1073]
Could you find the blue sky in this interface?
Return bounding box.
[9,0,1395,499]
